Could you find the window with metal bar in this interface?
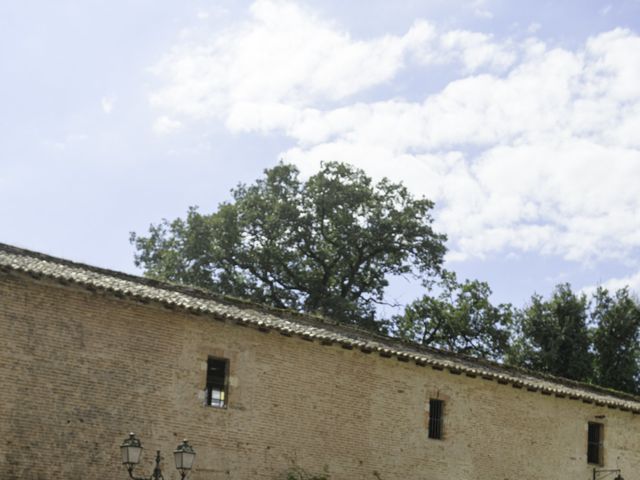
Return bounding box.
[205,357,228,408]
[428,399,444,440]
[587,422,603,465]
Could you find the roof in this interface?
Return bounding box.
[2,241,640,413]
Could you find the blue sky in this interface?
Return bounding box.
[2,0,640,310]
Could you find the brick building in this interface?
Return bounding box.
[1,242,639,479]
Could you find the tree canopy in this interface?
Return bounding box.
[508,284,593,382]
[131,162,447,330]
[394,272,513,361]
[132,161,640,394]
[592,287,640,394]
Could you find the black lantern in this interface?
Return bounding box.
[120,433,143,466]
[174,439,196,478]
[119,433,196,480]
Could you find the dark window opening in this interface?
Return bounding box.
[588,422,603,465]
[428,399,444,440]
[205,357,228,408]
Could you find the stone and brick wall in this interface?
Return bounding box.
[1,270,639,480]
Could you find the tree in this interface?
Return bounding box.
[394,272,513,360]
[131,162,447,330]
[592,287,640,394]
[508,284,593,382]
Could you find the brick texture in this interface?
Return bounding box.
[1,271,639,480]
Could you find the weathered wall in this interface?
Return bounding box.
[1,271,639,480]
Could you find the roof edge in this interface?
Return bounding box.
[2,241,640,410]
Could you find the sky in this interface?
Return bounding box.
[2,0,640,311]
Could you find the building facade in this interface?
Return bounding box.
[1,243,639,480]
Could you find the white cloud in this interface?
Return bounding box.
[470,0,494,18]
[43,133,88,151]
[152,116,182,135]
[150,2,436,121]
[282,30,640,266]
[150,0,513,129]
[600,4,613,15]
[583,271,640,297]
[101,96,116,114]
[196,6,229,21]
[149,2,640,272]
[527,22,541,34]
[409,29,516,72]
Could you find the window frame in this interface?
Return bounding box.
[587,422,604,465]
[204,356,229,409]
[428,399,444,440]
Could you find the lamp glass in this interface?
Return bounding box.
[121,444,142,464]
[174,450,196,470]
[120,433,143,465]
[174,440,196,470]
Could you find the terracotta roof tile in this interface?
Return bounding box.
[2,242,640,413]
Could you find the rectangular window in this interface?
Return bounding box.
[587,422,603,465]
[428,399,444,440]
[205,357,228,408]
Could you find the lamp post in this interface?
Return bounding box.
[120,433,196,480]
[593,468,624,480]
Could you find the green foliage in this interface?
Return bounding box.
[592,287,640,394]
[394,272,513,360]
[131,160,640,392]
[508,284,593,382]
[508,284,640,393]
[131,162,446,330]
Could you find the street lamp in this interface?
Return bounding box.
[174,439,196,476]
[120,433,196,480]
[593,468,624,480]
